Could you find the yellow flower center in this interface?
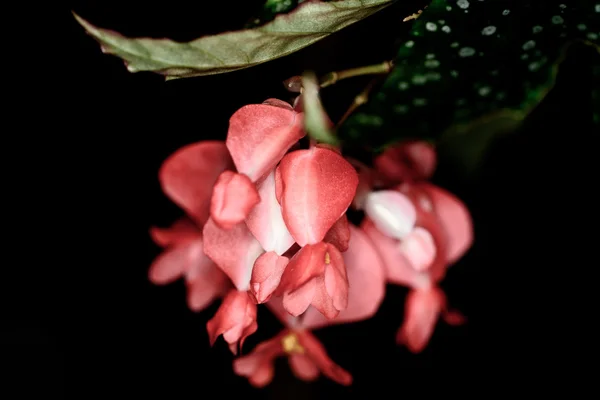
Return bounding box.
[281,332,305,354]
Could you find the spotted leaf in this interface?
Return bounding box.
[340,0,600,174]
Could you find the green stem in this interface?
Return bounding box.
[320,61,393,88]
[336,78,379,128]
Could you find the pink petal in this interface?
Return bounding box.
[301,225,386,330]
[210,171,260,230]
[265,296,299,328]
[250,252,289,304]
[361,218,430,288]
[282,279,317,317]
[364,190,416,239]
[149,217,200,248]
[399,227,436,272]
[186,277,226,312]
[277,147,359,246]
[226,104,305,182]
[247,363,275,387]
[278,243,348,319]
[374,140,437,183]
[159,141,233,226]
[297,331,352,386]
[148,239,204,285]
[233,335,282,387]
[443,309,466,326]
[323,215,351,252]
[274,166,283,204]
[245,169,295,255]
[288,354,319,381]
[347,158,376,210]
[206,290,258,355]
[396,287,445,353]
[185,258,230,312]
[418,183,473,264]
[202,219,264,291]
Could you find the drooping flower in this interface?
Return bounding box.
[149,218,229,311]
[149,141,234,311]
[360,140,473,352]
[234,224,386,387]
[209,99,306,229]
[206,289,258,355]
[233,329,352,387]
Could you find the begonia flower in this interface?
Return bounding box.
[233,329,352,387]
[206,289,258,355]
[149,141,234,311]
[396,287,466,353]
[209,99,305,229]
[275,242,348,319]
[374,140,437,184]
[360,141,473,352]
[149,218,230,311]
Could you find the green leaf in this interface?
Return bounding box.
[73,0,394,80]
[302,71,340,145]
[245,0,336,28]
[339,0,600,172]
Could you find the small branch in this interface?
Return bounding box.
[336,78,379,128]
[320,60,393,88]
[403,6,427,22]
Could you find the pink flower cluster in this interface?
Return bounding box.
[149,97,473,386]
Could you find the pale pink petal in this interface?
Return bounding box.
[361,218,430,288]
[396,184,451,283]
[364,190,416,239]
[206,290,257,355]
[148,239,203,285]
[396,287,445,353]
[149,217,200,248]
[288,354,319,381]
[277,147,359,246]
[159,141,233,226]
[210,171,260,230]
[226,104,305,182]
[297,331,352,385]
[250,252,289,304]
[374,140,437,183]
[399,227,436,272]
[301,225,386,330]
[202,219,264,291]
[323,215,350,252]
[419,183,473,264]
[245,169,295,255]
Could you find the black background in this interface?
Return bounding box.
[6,0,598,398]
